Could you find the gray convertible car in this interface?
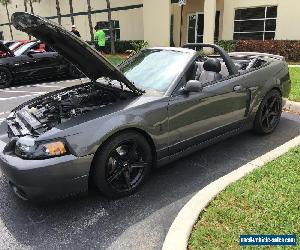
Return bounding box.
[0,12,290,201]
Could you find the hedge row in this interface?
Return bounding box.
[87,40,145,54]
[87,39,300,61]
[235,40,300,62]
[217,40,300,62]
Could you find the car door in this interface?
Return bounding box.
[168,68,249,155]
[16,43,57,78]
[30,51,65,77]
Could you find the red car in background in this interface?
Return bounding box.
[0,40,29,57]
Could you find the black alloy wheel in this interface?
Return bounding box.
[92,131,152,198]
[106,140,149,191]
[254,89,282,134]
[0,67,12,88]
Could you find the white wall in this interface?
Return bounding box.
[143,0,171,47]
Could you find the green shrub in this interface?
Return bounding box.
[87,40,146,54]
[235,40,300,61]
[130,41,149,52]
[217,40,236,52]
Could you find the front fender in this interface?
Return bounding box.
[64,99,169,157]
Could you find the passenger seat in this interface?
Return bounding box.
[198,58,222,83]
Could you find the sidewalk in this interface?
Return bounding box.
[284,100,300,114]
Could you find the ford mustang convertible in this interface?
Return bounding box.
[0,12,291,201]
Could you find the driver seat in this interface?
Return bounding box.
[198,58,222,83]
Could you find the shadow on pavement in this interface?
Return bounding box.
[0,113,299,250]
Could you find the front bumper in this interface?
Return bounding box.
[0,138,94,201]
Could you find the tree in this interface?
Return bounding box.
[106,0,115,55]
[28,0,34,14]
[23,0,28,12]
[25,0,41,15]
[0,0,13,40]
[68,0,74,25]
[55,0,61,25]
[86,0,94,41]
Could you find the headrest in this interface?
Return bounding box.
[203,58,221,73]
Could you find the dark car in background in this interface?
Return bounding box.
[0,40,82,88]
[0,12,291,201]
[0,40,29,57]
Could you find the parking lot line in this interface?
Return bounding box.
[0,111,10,116]
[0,90,46,93]
[0,93,45,101]
[34,84,63,88]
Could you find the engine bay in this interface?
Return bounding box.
[7,83,131,136]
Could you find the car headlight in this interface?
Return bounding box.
[15,136,69,159]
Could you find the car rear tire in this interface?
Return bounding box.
[0,67,12,89]
[91,131,153,198]
[253,89,282,134]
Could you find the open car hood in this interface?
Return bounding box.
[0,41,14,57]
[11,12,142,95]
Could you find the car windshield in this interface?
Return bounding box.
[119,49,191,92]
[9,42,21,51]
[14,42,36,56]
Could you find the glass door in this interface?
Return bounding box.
[187,12,204,43]
[196,13,204,43]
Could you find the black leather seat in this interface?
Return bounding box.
[198,58,222,83]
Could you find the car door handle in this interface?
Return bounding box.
[233,85,242,92]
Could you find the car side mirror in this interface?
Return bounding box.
[181,80,203,94]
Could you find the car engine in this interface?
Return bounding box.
[7,83,130,136]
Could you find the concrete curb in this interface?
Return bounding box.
[284,100,300,113]
[162,135,300,250]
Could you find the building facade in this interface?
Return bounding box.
[172,0,300,46]
[0,0,299,47]
[0,0,144,42]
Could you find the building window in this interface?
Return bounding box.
[234,6,277,40]
[96,20,120,41]
[0,31,3,40]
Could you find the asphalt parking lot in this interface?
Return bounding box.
[0,79,299,250]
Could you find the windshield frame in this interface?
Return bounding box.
[118,48,195,95]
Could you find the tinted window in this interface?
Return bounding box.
[187,15,196,43]
[14,42,36,56]
[234,20,265,32]
[267,6,277,18]
[119,49,191,92]
[234,6,277,40]
[234,32,264,40]
[265,19,276,31]
[235,7,265,20]
[264,32,276,40]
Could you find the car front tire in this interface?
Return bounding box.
[91,131,153,198]
[0,67,12,89]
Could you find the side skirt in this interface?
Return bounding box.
[156,122,253,167]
